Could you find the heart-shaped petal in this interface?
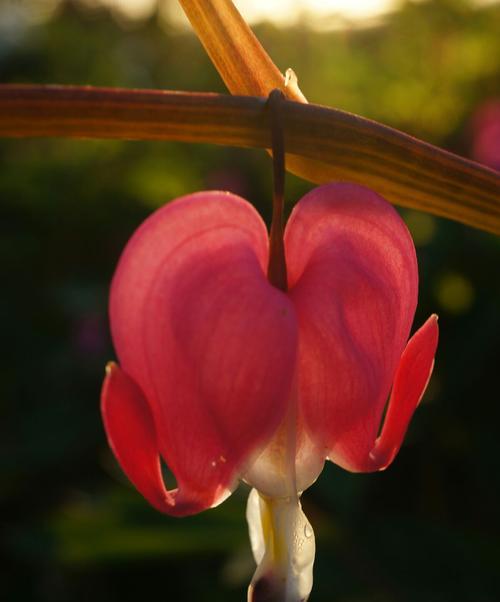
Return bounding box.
[286,183,419,470]
[106,192,298,512]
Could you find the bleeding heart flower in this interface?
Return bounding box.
[101,182,438,601]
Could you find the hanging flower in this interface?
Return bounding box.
[101,182,438,601]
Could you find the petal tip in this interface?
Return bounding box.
[365,313,439,472]
[104,361,117,376]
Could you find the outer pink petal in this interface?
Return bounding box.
[366,314,439,471]
[285,183,418,471]
[109,192,297,510]
[101,363,206,516]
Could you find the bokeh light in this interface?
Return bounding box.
[435,272,475,314]
[404,210,438,247]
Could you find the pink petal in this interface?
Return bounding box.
[101,362,206,516]
[285,183,418,471]
[109,192,297,509]
[367,314,439,471]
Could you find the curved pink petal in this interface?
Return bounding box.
[285,183,418,471]
[109,192,297,509]
[101,362,207,516]
[366,314,439,471]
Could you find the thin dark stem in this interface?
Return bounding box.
[266,89,288,292]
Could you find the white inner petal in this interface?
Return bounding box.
[243,372,325,498]
[243,425,325,497]
[246,488,316,602]
[246,487,266,565]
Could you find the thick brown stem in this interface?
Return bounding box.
[177,0,302,100]
[0,84,499,235]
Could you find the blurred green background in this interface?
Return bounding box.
[1,0,499,600]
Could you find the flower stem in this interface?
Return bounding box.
[267,89,288,292]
